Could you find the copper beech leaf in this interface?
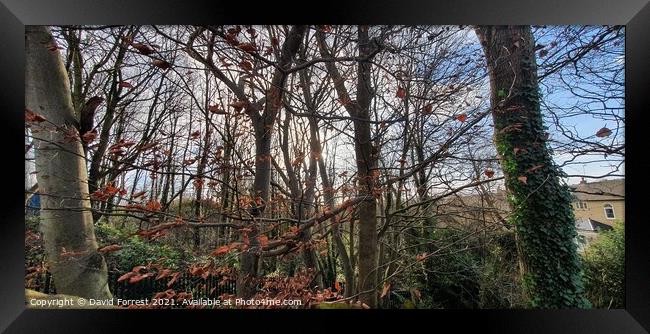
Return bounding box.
[129,273,153,284]
[237,43,257,53]
[152,59,171,70]
[25,109,47,123]
[131,43,154,55]
[484,169,495,178]
[380,282,391,299]
[167,272,181,288]
[117,272,136,283]
[396,87,406,99]
[211,245,231,256]
[596,127,612,138]
[98,244,122,253]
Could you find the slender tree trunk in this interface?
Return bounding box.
[236,120,273,298]
[325,142,357,296]
[301,114,324,289]
[161,115,178,209]
[87,40,128,222]
[475,25,588,308]
[296,63,327,289]
[353,26,379,308]
[319,155,355,297]
[236,25,307,298]
[176,104,197,217]
[193,122,212,249]
[218,116,234,226]
[26,26,112,300]
[65,28,85,116]
[278,103,323,288]
[316,25,379,307]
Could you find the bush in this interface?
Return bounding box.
[398,228,523,309]
[96,221,192,272]
[581,220,624,308]
[478,231,526,308]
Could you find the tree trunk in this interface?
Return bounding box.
[279,78,324,288]
[160,115,178,209]
[301,113,324,289]
[320,157,355,297]
[353,26,379,308]
[26,26,112,300]
[236,120,272,298]
[218,116,234,226]
[315,26,379,307]
[475,25,588,308]
[87,38,128,221]
[236,25,307,298]
[193,116,212,249]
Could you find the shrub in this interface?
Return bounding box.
[478,231,526,308]
[581,220,624,308]
[395,227,523,309]
[96,221,191,272]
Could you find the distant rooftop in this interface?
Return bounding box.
[575,217,613,232]
[569,178,624,201]
[438,178,624,207]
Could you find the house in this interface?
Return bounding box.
[434,178,625,236]
[433,190,509,230]
[429,178,624,253]
[569,178,624,225]
[574,217,614,252]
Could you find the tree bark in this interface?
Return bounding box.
[475,25,588,308]
[26,26,112,300]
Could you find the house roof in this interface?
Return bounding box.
[569,179,624,201]
[575,217,613,232]
[437,191,510,212]
[434,179,624,217]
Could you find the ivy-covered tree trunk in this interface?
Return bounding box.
[475,25,589,308]
[26,26,112,300]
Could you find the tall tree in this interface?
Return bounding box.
[184,25,307,297]
[475,25,588,308]
[316,25,380,307]
[25,26,112,300]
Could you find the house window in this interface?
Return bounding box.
[604,204,615,219]
[575,202,588,210]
